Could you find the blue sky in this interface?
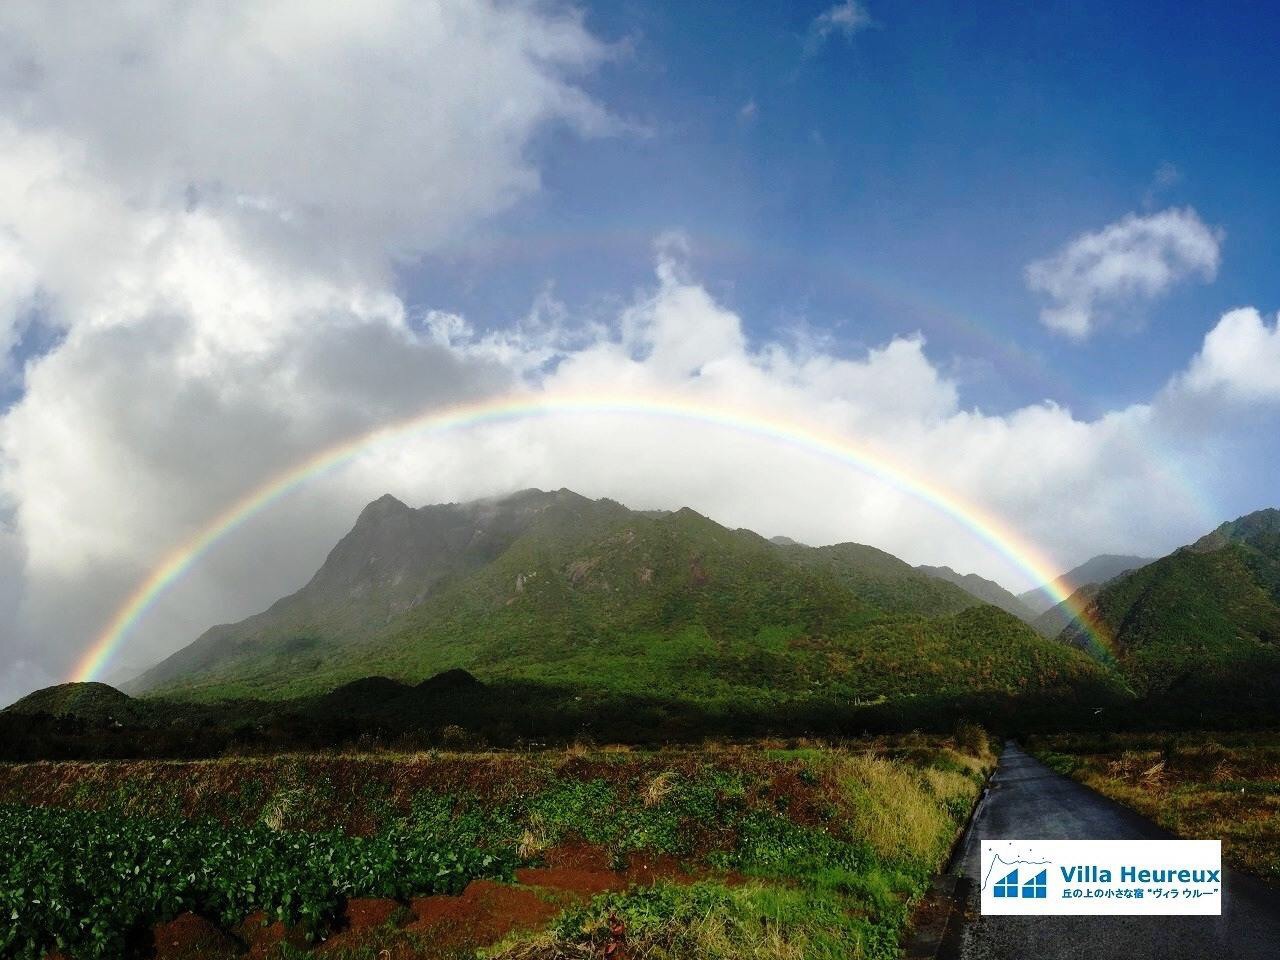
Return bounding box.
[406,0,1280,418]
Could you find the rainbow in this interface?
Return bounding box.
[70,391,1109,682]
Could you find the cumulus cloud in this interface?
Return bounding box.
[0,0,614,279]
[0,0,616,686]
[1180,307,1280,400]
[1026,207,1223,339]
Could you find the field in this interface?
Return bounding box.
[1030,731,1280,883]
[0,732,992,960]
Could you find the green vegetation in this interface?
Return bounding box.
[4,681,137,721]
[1029,731,1280,884]
[0,803,506,959]
[0,736,993,960]
[914,564,1037,623]
[124,489,1117,718]
[1059,509,1280,723]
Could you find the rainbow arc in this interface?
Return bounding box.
[71,391,1109,683]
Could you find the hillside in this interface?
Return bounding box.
[1031,582,1103,643]
[130,489,1120,717]
[915,564,1036,622]
[1060,509,1280,720]
[1019,554,1153,615]
[129,489,633,692]
[5,682,136,721]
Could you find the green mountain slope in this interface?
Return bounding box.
[1019,554,1153,615]
[1060,509,1280,717]
[133,489,1118,713]
[129,489,632,692]
[915,564,1036,622]
[1032,583,1103,642]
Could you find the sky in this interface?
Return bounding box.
[1,0,1279,706]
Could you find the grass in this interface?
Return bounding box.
[1029,731,1280,884]
[487,881,880,960]
[1,733,994,960]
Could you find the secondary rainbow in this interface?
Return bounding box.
[70,392,1109,683]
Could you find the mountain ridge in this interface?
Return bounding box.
[129,488,1118,713]
[915,564,1036,622]
[1018,553,1154,616]
[1059,508,1280,721]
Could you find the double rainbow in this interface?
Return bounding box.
[70,392,1106,683]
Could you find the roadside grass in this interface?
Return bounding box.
[1028,732,1280,883]
[1,733,993,960]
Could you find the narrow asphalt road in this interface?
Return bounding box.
[950,742,1280,960]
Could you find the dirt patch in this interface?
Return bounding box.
[409,879,558,949]
[624,850,695,886]
[314,897,406,953]
[237,911,310,959]
[517,842,636,896]
[517,842,720,895]
[151,913,240,960]
[342,897,402,930]
[543,841,614,871]
[515,865,624,895]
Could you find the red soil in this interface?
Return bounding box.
[515,864,624,894]
[408,879,558,949]
[73,842,736,959]
[237,911,310,959]
[624,850,696,885]
[151,913,240,960]
[344,897,401,928]
[316,897,404,953]
[516,841,625,895]
[515,842,699,894]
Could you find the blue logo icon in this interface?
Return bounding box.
[993,868,1048,898]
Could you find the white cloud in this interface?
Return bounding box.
[0,236,1257,695]
[1181,307,1280,400]
[809,1,873,48]
[0,0,617,693]
[0,0,614,278]
[1026,207,1223,339]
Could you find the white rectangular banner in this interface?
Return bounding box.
[980,839,1222,915]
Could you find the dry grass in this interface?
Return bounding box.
[833,754,957,866]
[261,786,306,831]
[518,812,551,860]
[487,885,819,960]
[1035,735,1280,884]
[643,771,679,808]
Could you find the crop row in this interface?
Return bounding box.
[0,803,511,960]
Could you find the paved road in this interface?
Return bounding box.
[949,743,1280,960]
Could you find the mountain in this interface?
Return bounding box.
[1031,583,1103,644]
[128,489,633,692]
[130,489,1119,714]
[1018,554,1154,615]
[1060,509,1280,719]
[915,565,1036,622]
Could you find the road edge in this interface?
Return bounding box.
[902,753,995,959]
